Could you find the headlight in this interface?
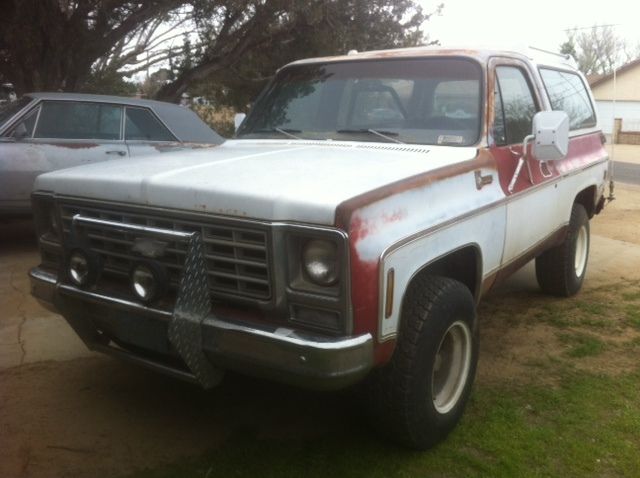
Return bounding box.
[302,240,338,286]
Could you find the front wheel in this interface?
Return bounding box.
[536,203,590,297]
[366,276,478,449]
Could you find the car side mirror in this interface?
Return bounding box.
[12,122,29,140]
[234,113,246,132]
[530,111,569,161]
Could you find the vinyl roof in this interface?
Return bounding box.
[24,92,224,144]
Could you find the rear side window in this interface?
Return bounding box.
[495,66,538,145]
[125,107,175,141]
[539,68,596,130]
[34,101,122,140]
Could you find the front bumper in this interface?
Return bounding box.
[30,267,373,390]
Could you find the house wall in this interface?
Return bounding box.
[591,66,640,101]
[595,100,640,134]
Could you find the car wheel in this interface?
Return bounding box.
[366,275,478,449]
[536,203,590,297]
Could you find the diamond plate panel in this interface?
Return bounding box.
[168,233,223,388]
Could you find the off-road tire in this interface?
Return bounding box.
[536,203,590,297]
[365,275,478,450]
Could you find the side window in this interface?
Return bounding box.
[125,107,175,141]
[6,106,39,139]
[34,101,122,140]
[495,66,537,145]
[539,68,596,130]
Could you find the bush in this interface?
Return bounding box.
[192,105,236,138]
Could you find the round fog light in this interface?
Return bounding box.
[68,250,90,286]
[131,262,166,303]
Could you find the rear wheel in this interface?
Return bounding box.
[536,203,590,297]
[366,275,478,449]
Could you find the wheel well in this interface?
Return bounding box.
[409,246,481,301]
[574,186,597,218]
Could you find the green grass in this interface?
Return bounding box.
[625,305,640,329]
[124,370,640,478]
[621,290,640,302]
[558,333,607,358]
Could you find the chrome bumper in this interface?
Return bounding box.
[29,267,374,390]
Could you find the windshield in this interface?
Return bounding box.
[238,58,483,146]
[0,96,32,128]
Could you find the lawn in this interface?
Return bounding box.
[124,279,640,478]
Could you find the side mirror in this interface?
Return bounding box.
[531,111,569,161]
[234,113,246,132]
[12,122,29,140]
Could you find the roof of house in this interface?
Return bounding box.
[588,58,640,87]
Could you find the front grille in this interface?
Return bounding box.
[59,203,272,301]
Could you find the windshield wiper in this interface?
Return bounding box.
[336,128,404,144]
[250,127,303,140]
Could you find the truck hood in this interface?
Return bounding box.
[35,139,478,225]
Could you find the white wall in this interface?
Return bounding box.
[596,100,640,134]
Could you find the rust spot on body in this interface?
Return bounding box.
[335,148,497,229]
[153,142,218,152]
[50,143,99,149]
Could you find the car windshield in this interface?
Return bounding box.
[237,58,483,146]
[0,96,32,128]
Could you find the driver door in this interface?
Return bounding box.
[488,59,561,268]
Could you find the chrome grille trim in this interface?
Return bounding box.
[60,204,272,301]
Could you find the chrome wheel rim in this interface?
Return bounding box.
[431,320,472,414]
[574,225,588,278]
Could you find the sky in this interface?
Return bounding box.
[421,0,640,54]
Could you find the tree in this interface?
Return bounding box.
[154,0,435,103]
[561,25,638,76]
[0,0,185,94]
[0,0,438,101]
[559,40,576,59]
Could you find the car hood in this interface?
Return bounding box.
[34,139,478,225]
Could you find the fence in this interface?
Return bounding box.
[613,118,640,145]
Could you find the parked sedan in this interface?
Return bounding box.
[0,92,224,215]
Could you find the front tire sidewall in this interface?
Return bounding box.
[407,286,478,447]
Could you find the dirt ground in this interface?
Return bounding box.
[1,184,640,478]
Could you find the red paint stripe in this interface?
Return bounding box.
[491,132,606,195]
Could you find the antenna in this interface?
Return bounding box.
[609,65,617,201]
[528,45,571,61]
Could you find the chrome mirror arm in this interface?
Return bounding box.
[507,134,535,193]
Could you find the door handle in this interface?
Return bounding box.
[474,170,493,190]
[105,150,126,156]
